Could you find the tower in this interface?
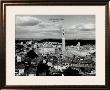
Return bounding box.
[61,27,65,59]
[49,18,65,59]
[62,28,65,53]
[77,42,80,50]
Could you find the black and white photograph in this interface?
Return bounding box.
[15,15,96,76]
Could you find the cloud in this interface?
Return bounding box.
[84,23,95,30]
[64,23,95,39]
[15,16,60,33]
[15,16,95,40]
[16,31,61,39]
[65,31,95,40]
[16,22,60,34]
[16,23,95,40]
[15,22,61,39]
[16,16,41,26]
[38,22,52,28]
[68,23,95,31]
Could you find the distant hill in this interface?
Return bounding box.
[16,38,95,46]
[65,40,95,46]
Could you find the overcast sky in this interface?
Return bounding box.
[15,15,95,40]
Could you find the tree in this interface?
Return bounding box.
[63,67,80,76]
[36,61,50,76]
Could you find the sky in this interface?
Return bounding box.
[15,15,95,40]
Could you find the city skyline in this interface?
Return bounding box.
[15,15,95,40]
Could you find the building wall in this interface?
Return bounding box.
[39,47,55,55]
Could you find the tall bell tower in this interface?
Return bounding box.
[61,27,65,59]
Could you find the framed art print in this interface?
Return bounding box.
[0,0,110,90]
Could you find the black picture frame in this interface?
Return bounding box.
[0,0,110,90]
